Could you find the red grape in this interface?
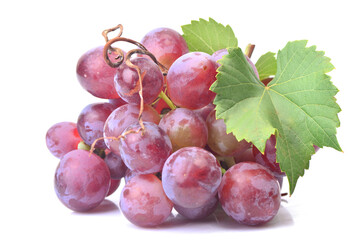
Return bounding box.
[174,196,218,220]
[46,122,82,159]
[114,58,164,104]
[159,108,208,151]
[141,28,189,69]
[106,179,121,197]
[76,46,120,99]
[166,52,217,109]
[162,147,222,208]
[54,149,111,212]
[218,162,281,225]
[120,174,173,227]
[119,122,172,174]
[104,152,127,179]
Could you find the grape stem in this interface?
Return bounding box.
[244,44,255,58]
[159,91,176,110]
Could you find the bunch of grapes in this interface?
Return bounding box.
[46,24,288,227]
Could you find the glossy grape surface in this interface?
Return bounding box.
[103,103,160,155]
[46,122,82,159]
[104,152,127,179]
[119,122,172,174]
[166,52,217,109]
[162,147,222,208]
[174,196,218,220]
[54,150,111,212]
[206,110,251,156]
[218,162,281,225]
[77,102,116,149]
[76,46,120,99]
[114,58,163,104]
[212,48,259,79]
[120,174,173,227]
[159,108,208,151]
[141,28,189,69]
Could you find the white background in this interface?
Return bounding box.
[0,0,359,239]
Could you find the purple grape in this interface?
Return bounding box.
[120,174,173,227]
[166,52,217,109]
[103,103,161,155]
[162,147,222,208]
[141,28,189,69]
[106,179,121,197]
[46,122,82,159]
[54,149,111,212]
[218,162,281,225]
[174,196,218,220]
[108,98,127,108]
[159,108,208,151]
[114,58,164,104]
[77,102,116,149]
[206,110,251,156]
[76,46,120,99]
[119,122,172,174]
[212,48,259,79]
[104,152,127,179]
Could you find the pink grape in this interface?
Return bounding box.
[206,110,251,156]
[76,46,120,99]
[104,152,128,179]
[162,147,222,208]
[114,57,163,104]
[108,98,127,108]
[193,103,215,121]
[103,103,160,155]
[159,108,208,151]
[218,162,281,225]
[106,179,121,197]
[46,122,82,159]
[120,174,173,227]
[77,102,116,149]
[141,28,189,69]
[119,122,172,174]
[166,52,217,109]
[54,149,111,212]
[174,196,218,220]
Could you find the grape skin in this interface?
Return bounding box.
[119,122,172,174]
[46,122,82,159]
[162,147,222,208]
[206,110,251,156]
[166,52,217,109]
[104,152,128,179]
[159,108,208,151]
[106,179,121,197]
[141,28,189,69]
[218,162,281,225]
[76,46,120,99]
[174,196,218,220]
[103,103,160,156]
[77,102,116,149]
[114,58,164,104]
[120,174,173,227]
[54,149,111,212]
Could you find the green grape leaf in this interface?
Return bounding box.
[211,40,342,195]
[181,18,238,54]
[255,52,277,81]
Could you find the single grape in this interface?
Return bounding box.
[174,196,218,220]
[212,48,259,79]
[106,179,121,197]
[206,110,251,156]
[103,103,160,155]
[252,135,285,177]
[141,28,189,69]
[108,98,127,108]
[114,57,163,104]
[54,149,111,212]
[104,152,127,179]
[119,122,172,174]
[162,147,222,208]
[193,103,215,121]
[166,52,217,109]
[120,174,173,227]
[159,108,208,151]
[77,102,116,149]
[76,46,120,99]
[46,122,82,159]
[218,162,281,225]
